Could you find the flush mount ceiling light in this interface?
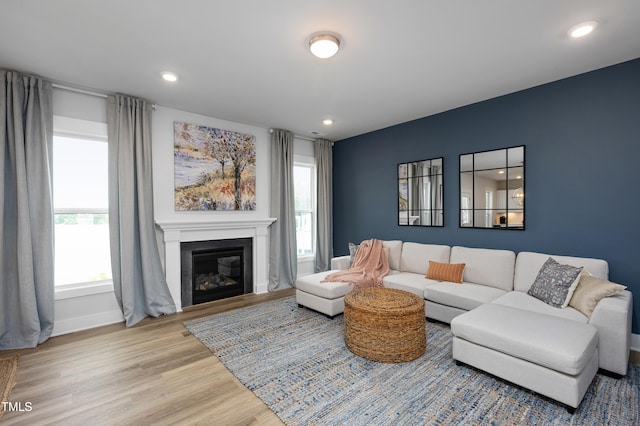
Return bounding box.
[309,33,341,59]
[322,118,334,126]
[161,71,178,82]
[568,21,598,38]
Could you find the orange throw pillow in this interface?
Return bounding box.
[426,261,466,283]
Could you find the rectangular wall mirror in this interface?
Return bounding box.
[398,157,444,226]
[460,146,524,229]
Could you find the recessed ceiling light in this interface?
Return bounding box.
[161,72,178,82]
[309,33,341,59]
[568,21,598,38]
[322,118,333,126]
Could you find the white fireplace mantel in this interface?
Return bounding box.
[156,218,276,311]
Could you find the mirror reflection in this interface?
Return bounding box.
[460,146,525,229]
[399,158,444,226]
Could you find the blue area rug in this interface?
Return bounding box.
[184,297,639,425]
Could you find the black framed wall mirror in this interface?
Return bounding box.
[460,146,525,229]
[398,158,444,226]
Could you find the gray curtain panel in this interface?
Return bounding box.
[268,129,297,290]
[107,95,176,326]
[0,71,55,349]
[314,138,333,272]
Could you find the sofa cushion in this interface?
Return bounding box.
[514,251,608,293]
[331,255,351,270]
[527,257,583,308]
[383,272,439,298]
[399,242,450,274]
[491,291,587,323]
[451,304,598,375]
[449,246,515,291]
[425,282,507,311]
[295,271,353,299]
[426,261,465,283]
[383,240,403,271]
[569,271,627,317]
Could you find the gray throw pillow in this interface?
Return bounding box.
[527,257,583,308]
[348,242,359,266]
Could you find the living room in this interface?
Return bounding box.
[1,1,639,424]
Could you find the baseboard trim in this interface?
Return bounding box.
[52,310,124,337]
[256,281,268,294]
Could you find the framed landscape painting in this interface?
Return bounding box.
[174,121,256,211]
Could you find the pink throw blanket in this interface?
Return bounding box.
[322,239,389,289]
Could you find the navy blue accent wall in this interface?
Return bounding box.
[333,58,640,333]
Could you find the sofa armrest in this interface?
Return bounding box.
[588,289,633,376]
[331,255,351,270]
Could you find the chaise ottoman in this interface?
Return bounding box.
[451,304,598,412]
[296,270,352,317]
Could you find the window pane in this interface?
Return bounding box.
[53,134,111,286]
[295,211,313,256]
[294,165,312,210]
[55,213,112,285]
[54,136,108,209]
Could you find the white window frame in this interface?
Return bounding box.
[294,155,317,261]
[53,116,114,299]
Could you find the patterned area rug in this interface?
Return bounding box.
[0,356,19,419]
[184,297,639,425]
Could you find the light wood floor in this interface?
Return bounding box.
[1,289,295,426]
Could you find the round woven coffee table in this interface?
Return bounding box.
[344,287,426,363]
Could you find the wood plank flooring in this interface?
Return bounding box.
[0,289,295,426]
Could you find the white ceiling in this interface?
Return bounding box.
[1,1,639,141]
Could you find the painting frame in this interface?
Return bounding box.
[173,121,256,211]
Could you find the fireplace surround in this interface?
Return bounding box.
[156,219,276,311]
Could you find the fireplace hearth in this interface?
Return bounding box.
[181,238,252,307]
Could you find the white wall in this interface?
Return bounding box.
[53,88,106,123]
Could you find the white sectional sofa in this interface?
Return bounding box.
[295,240,633,411]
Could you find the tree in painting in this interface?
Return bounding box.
[174,121,256,211]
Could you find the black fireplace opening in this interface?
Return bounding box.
[181,238,252,307]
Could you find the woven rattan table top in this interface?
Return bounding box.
[344,287,424,314]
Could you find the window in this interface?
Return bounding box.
[53,118,111,287]
[294,160,316,258]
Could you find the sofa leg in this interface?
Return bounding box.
[454,360,463,367]
[565,405,576,415]
[598,368,623,379]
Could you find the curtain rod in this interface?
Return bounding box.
[52,83,158,110]
[268,128,324,142]
[52,83,108,99]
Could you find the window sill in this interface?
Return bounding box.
[55,281,114,300]
[297,255,315,263]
